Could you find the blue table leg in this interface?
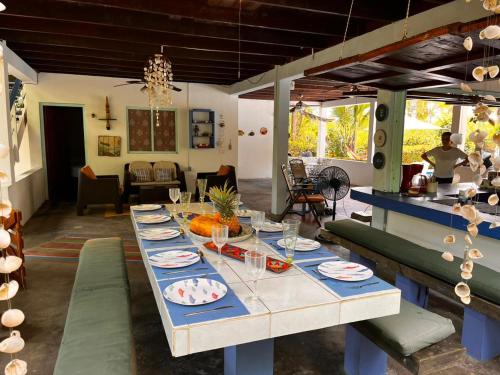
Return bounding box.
[224,339,274,375]
[344,325,387,375]
[395,273,428,308]
[462,308,500,361]
[350,253,376,269]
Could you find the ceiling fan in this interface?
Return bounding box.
[113,80,182,92]
[289,94,320,113]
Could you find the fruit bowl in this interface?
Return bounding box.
[189,223,253,244]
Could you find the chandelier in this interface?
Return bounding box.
[144,45,173,127]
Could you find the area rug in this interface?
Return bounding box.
[24,236,142,261]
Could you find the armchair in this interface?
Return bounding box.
[195,165,238,201]
[77,169,122,215]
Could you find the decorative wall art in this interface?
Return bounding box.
[248,130,255,136]
[238,130,245,136]
[260,127,268,135]
[127,108,177,152]
[98,136,121,157]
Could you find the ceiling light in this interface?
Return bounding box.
[0,3,6,12]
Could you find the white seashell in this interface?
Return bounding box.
[479,164,487,175]
[461,205,477,222]
[442,251,454,262]
[494,156,500,171]
[472,213,484,226]
[1,309,25,328]
[492,132,500,146]
[470,163,479,172]
[0,229,10,249]
[0,144,9,159]
[461,271,473,280]
[468,150,483,164]
[488,65,499,79]
[490,222,500,229]
[0,330,24,354]
[469,248,484,259]
[484,94,497,101]
[0,280,19,301]
[455,281,470,298]
[443,235,456,244]
[492,176,500,187]
[483,0,498,11]
[472,66,487,81]
[489,194,499,206]
[0,256,22,274]
[4,359,27,375]
[465,234,473,245]
[467,223,479,237]
[450,133,463,146]
[480,25,500,40]
[461,295,471,305]
[452,173,461,184]
[463,36,473,51]
[466,188,477,198]
[461,260,474,273]
[473,174,483,186]
[460,82,473,92]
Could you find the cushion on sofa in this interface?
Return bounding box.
[130,180,180,187]
[324,219,500,305]
[153,161,177,179]
[81,166,97,180]
[217,165,233,176]
[155,168,172,182]
[361,299,455,356]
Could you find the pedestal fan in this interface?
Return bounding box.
[317,166,350,221]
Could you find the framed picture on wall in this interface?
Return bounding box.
[127,107,177,153]
[98,135,121,157]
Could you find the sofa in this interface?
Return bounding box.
[123,161,186,203]
[195,165,238,201]
[77,166,122,215]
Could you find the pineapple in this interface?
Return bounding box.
[208,181,241,235]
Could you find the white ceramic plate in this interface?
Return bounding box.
[277,238,321,251]
[261,222,283,232]
[132,204,162,211]
[163,278,228,305]
[239,201,244,206]
[140,228,180,241]
[136,215,171,224]
[149,250,200,268]
[235,209,252,217]
[189,223,253,244]
[317,261,373,282]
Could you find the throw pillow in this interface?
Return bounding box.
[217,165,232,176]
[155,168,172,182]
[81,165,97,180]
[133,168,152,182]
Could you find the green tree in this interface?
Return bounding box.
[288,108,319,156]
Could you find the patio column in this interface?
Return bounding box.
[371,89,406,230]
[0,52,14,184]
[317,104,327,158]
[451,105,467,151]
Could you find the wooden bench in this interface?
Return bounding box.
[321,219,500,362]
[53,238,136,375]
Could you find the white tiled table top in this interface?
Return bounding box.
[132,203,401,357]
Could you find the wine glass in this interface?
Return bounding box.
[180,192,192,224]
[197,178,208,212]
[250,211,265,244]
[235,193,242,207]
[212,224,229,265]
[169,188,180,215]
[244,250,266,302]
[282,219,300,263]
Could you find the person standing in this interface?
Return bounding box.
[421,132,468,184]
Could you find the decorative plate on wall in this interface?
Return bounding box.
[373,129,387,147]
[248,131,255,136]
[238,130,245,136]
[260,127,268,135]
[375,104,389,121]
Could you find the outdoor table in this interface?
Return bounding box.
[131,203,401,374]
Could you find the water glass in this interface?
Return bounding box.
[180,191,192,223]
[282,219,300,263]
[169,188,180,214]
[197,178,208,210]
[235,193,241,207]
[245,250,266,302]
[212,224,229,265]
[250,210,265,243]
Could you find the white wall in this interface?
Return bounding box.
[24,73,239,184]
[7,167,46,224]
[238,99,274,179]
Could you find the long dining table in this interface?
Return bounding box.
[131,203,401,374]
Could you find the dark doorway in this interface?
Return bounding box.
[43,105,85,203]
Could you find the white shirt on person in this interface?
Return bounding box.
[425,146,467,178]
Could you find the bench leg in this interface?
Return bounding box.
[395,273,428,308]
[345,325,387,375]
[224,338,274,375]
[349,253,376,269]
[462,307,500,361]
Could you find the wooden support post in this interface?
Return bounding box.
[0,52,14,184]
[224,339,274,375]
[345,324,387,375]
[395,273,428,308]
[462,308,500,361]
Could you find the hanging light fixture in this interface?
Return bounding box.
[0,3,6,12]
[143,45,173,127]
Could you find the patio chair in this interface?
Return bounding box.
[76,166,122,215]
[276,163,323,226]
[289,158,308,184]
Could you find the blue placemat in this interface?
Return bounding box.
[258,231,282,240]
[147,248,216,281]
[157,273,250,326]
[142,234,193,249]
[297,259,397,297]
[263,238,334,260]
[131,206,170,217]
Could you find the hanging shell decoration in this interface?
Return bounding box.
[443,235,455,244]
[487,65,499,79]
[469,248,484,259]
[465,234,473,245]
[4,359,27,375]
[472,66,487,81]
[441,251,454,262]
[0,331,24,354]
[488,194,499,206]
[479,24,500,40]
[1,310,25,329]
[460,82,473,93]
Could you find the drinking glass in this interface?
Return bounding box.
[244,250,266,302]
[180,192,192,224]
[250,210,265,243]
[282,219,300,263]
[235,193,242,207]
[197,178,208,212]
[212,224,229,265]
[169,188,180,214]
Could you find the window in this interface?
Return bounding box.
[324,103,371,161]
[288,107,319,157]
[127,107,177,153]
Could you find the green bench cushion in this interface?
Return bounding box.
[73,238,129,292]
[324,220,500,305]
[361,299,455,356]
[54,287,133,375]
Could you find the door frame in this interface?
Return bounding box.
[39,102,87,199]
